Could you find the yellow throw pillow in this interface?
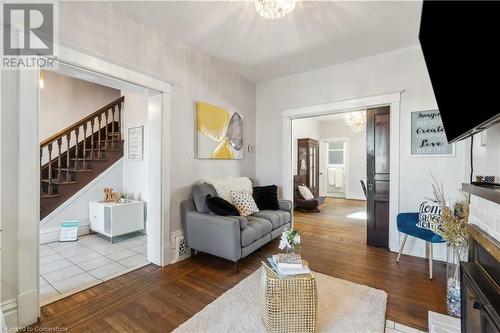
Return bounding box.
[230,190,260,217]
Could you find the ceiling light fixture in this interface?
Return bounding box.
[345,111,366,133]
[255,0,296,19]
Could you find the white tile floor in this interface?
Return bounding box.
[40,234,149,305]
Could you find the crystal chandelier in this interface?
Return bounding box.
[255,0,296,19]
[345,111,366,133]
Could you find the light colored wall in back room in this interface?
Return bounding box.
[256,45,468,260]
[318,116,366,200]
[291,117,320,175]
[58,2,257,233]
[39,71,121,141]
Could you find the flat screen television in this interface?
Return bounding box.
[419,1,500,143]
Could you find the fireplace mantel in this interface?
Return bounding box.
[462,183,500,205]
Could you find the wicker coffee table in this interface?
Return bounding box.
[260,260,318,333]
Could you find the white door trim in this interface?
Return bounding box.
[282,91,402,253]
[16,44,172,326]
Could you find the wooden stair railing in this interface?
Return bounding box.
[40,96,124,198]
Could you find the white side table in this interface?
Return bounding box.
[89,200,144,243]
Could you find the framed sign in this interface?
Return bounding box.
[128,126,144,160]
[411,110,454,156]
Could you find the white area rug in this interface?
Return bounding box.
[174,269,388,333]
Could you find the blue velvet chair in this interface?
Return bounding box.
[396,213,445,279]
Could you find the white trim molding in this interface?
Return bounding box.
[9,42,172,329]
[282,91,402,253]
[1,299,18,328]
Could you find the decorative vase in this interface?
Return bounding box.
[446,243,467,317]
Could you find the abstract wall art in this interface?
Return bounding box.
[196,101,243,160]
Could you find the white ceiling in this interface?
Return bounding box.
[114,1,422,82]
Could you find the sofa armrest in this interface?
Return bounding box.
[278,199,293,213]
[181,200,242,262]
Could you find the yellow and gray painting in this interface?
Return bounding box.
[196,101,243,159]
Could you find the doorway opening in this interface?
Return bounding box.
[38,63,164,305]
[292,111,368,227]
[290,101,393,248]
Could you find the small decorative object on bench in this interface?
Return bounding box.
[260,260,317,333]
[103,187,114,202]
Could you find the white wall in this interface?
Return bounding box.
[318,116,366,200]
[121,91,149,203]
[256,45,468,260]
[469,123,500,181]
[39,71,120,141]
[58,2,256,233]
[291,117,320,175]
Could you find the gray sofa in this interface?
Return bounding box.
[180,183,292,272]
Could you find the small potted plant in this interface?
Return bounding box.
[119,192,129,204]
[279,227,301,257]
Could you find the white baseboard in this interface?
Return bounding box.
[345,192,366,201]
[40,222,90,244]
[1,298,18,328]
[17,288,38,327]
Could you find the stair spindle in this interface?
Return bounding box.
[47,143,53,194]
[111,106,116,149]
[98,113,102,159]
[57,138,62,182]
[117,102,122,140]
[74,127,79,171]
[82,123,87,170]
[90,118,95,160]
[66,133,71,182]
[105,109,109,149]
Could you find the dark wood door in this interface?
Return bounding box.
[366,107,390,248]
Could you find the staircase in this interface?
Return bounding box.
[40,96,125,220]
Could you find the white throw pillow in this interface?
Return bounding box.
[298,185,314,200]
[230,191,259,217]
[417,201,442,231]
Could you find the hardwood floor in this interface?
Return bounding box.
[32,198,446,332]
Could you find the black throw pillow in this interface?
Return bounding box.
[205,195,240,216]
[253,185,279,210]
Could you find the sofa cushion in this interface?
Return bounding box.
[192,183,218,213]
[252,210,291,229]
[253,185,279,210]
[231,190,260,217]
[241,216,272,247]
[206,195,240,216]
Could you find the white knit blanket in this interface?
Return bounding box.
[201,177,253,203]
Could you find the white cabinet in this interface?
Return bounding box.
[89,200,144,242]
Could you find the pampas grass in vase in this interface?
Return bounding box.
[430,175,469,317]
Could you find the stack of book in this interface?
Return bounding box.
[266,253,310,277]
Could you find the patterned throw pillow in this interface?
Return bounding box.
[298,185,314,200]
[230,190,260,217]
[417,201,442,231]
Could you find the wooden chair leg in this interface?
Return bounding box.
[429,242,433,280]
[396,234,408,263]
[190,248,196,257]
[234,261,239,274]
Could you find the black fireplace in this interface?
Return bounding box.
[460,223,500,333]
